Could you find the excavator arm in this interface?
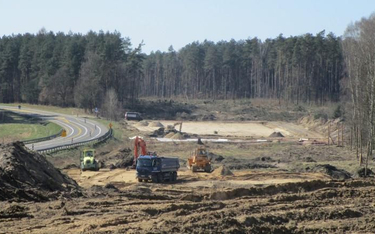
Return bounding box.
[134,136,147,167]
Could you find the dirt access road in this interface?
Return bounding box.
[64,168,331,189]
[131,120,323,139]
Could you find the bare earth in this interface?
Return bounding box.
[132,120,323,139]
[2,168,375,233]
[2,119,374,233]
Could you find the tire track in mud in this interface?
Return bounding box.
[3,179,375,233]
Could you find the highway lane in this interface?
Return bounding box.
[0,105,108,151]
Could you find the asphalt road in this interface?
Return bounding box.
[0,105,108,151]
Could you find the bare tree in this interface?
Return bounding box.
[102,88,120,121]
[343,13,375,173]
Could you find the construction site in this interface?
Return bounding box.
[1,100,375,233]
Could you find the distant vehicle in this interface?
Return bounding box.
[136,155,180,183]
[125,112,143,121]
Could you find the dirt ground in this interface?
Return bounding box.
[131,120,324,139]
[2,170,375,233]
[2,100,375,233]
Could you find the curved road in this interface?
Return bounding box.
[0,105,108,151]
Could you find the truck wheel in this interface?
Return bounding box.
[205,165,212,173]
[157,174,163,183]
[173,172,177,181]
[151,175,158,183]
[138,178,143,182]
[192,165,197,172]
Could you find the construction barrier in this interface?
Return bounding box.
[22,129,64,144]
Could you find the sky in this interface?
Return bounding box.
[1,0,374,54]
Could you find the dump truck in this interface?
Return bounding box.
[187,144,212,172]
[80,149,99,171]
[136,155,180,183]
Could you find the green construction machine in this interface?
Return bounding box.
[80,148,99,171]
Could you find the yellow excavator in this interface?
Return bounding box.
[187,139,212,172]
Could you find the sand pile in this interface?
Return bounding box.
[136,121,149,126]
[0,142,81,202]
[164,132,176,138]
[171,132,184,139]
[149,122,164,128]
[269,131,284,137]
[212,165,234,176]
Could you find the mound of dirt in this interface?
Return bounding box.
[136,121,149,126]
[149,122,164,128]
[171,132,185,139]
[212,165,234,176]
[310,164,351,180]
[269,131,284,137]
[114,153,134,168]
[0,142,81,202]
[356,168,375,178]
[150,127,165,137]
[63,164,79,169]
[164,132,175,138]
[209,152,225,162]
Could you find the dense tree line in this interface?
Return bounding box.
[0,29,144,112]
[142,32,343,104]
[343,13,375,171]
[0,29,343,114]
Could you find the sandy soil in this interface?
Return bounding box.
[1,115,371,233]
[65,168,331,189]
[132,120,323,139]
[2,169,375,233]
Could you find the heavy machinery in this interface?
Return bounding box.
[166,122,183,132]
[136,155,180,183]
[133,136,148,168]
[80,148,99,171]
[187,144,212,172]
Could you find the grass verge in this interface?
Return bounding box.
[0,110,62,143]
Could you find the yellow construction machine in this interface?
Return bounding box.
[187,143,212,172]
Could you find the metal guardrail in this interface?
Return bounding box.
[22,129,64,144]
[36,128,113,153]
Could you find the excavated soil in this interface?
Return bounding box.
[2,177,375,233]
[170,132,185,139]
[0,142,81,202]
[148,121,164,128]
[211,165,234,176]
[164,132,176,138]
[135,121,149,126]
[269,131,284,137]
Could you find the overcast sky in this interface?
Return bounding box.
[1,0,374,54]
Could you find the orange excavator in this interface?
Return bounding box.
[133,136,147,168]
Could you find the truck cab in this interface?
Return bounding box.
[136,155,179,183]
